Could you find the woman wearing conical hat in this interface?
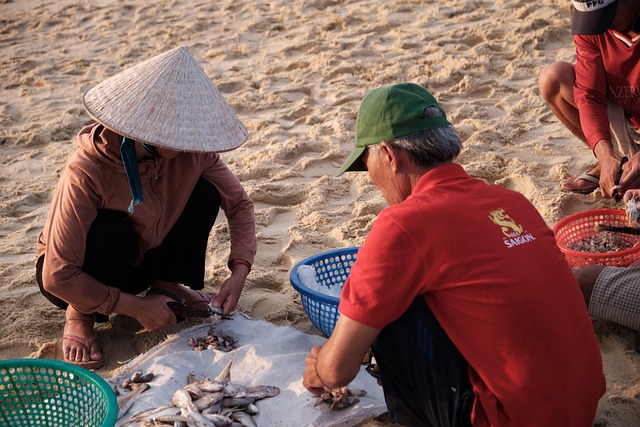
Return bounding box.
[35,47,256,370]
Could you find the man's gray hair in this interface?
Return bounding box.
[389,106,461,169]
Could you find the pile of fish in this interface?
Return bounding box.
[314,386,367,411]
[568,231,631,253]
[187,326,238,352]
[120,354,280,426]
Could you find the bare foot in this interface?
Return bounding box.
[62,305,104,369]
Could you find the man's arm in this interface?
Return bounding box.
[303,314,380,395]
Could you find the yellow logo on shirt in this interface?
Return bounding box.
[489,208,536,248]
[489,208,523,237]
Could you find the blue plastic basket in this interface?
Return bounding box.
[290,247,360,337]
[0,358,118,427]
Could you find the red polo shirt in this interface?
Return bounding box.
[574,30,640,149]
[340,163,605,426]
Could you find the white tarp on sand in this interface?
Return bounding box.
[108,313,386,426]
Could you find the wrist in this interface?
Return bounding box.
[593,139,613,158]
[314,362,329,389]
[113,292,139,317]
[230,259,251,273]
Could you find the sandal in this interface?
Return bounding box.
[62,309,104,370]
[62,333,104,370]
[561,171,600,195]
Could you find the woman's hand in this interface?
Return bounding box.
[115,293,177,332]
[210,262,250,315]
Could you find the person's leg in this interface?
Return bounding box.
[36,209,137,368]
[538,61,604,192]
[36,209,139,310]
[141,178,221,300]
[588,266,640,331]
[573,264,608,308]
[538,61,586,143]
[36,257,104,368]
[372,297,474,427]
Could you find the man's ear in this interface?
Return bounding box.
[379,141,402,172]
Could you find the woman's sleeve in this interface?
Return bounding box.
[41,158,121,314]
[202,154,257,268]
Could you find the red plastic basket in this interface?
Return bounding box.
[553,208,640,268]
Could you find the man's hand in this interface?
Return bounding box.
[303,346,326,396]
[594,139,622,198]
[302,316,381,396]
[618,153,640,197]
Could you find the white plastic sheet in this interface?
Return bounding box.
[109,313,387,426]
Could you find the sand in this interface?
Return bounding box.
[1,0,640,425]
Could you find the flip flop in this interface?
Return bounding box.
[62,333,105,370]
[561,171,600,195]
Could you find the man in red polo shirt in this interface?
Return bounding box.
[539,0,640,198]
[302,83,605,426]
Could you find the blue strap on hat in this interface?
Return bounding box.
[120,136,143,214]
[141,143,160,158]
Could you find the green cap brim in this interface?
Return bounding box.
[336,145,367,176]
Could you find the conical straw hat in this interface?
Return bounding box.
[83,47,247,152]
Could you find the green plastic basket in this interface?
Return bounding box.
[0,359,118,427]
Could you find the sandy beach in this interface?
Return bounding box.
[2,0,640,425]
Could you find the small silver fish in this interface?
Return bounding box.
[119,405,176,426]
[221,396,255,407]
[196,379,225,393]
[183,382,206,398]
[201,412,234,426]
[237,385,280,400]
[205,399,223,416]
[172,388,199,413]
[194,391,224,412]
[230,410,258,427]
[152,414,193,424]
[244,403,259,416]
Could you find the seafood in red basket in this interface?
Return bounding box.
[567,231,632,253]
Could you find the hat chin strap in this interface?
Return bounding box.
[120,136,144,214]
[141,143,161,158]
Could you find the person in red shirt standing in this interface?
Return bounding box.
[302,83,605,426]
[539,0,640,198]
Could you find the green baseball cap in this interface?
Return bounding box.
[336,82,451,176]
